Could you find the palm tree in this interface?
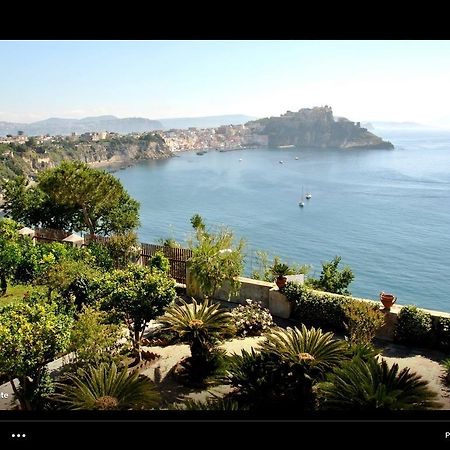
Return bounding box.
[227,325,346,410]
[259,324,346,377]
[318,356,440,410]
[159,298,232,364]
[55,362,160,410]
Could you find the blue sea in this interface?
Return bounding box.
[116,129,450,312]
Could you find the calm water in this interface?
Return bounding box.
[116,130,450,312]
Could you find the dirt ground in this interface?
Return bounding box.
[139,331,450,409]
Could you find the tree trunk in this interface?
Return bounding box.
[134,328,141,362]
[0,272,7,296]
[81,204,95,236]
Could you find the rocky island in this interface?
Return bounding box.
[247,106,394,149]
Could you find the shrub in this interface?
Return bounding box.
[395,305,433,347]
[42,259,101,311]
[106,231,141,269]
[307,255,354,295]
[434,317,450,352]
[148,251,170,273]
[230,300,274,337]
[69,306,125,367]
[343,300,385,345]
[86,242,114,271]
[284,282,349,332]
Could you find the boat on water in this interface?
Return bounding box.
[299,186,305,207]
[279,160,284,164]
[306,192,312,199]
[277,144,295,148]
[295,157,299,160]
[196,150,207,155]
[238,158,242,162]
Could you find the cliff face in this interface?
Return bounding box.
[0,133,172,180]
[248,106,394,149]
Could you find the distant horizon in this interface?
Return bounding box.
[0,110,447,130]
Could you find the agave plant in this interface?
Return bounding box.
[317,356,440,410]
[55,362,160,410]
[259,324,346,378]
[159,298,232,363]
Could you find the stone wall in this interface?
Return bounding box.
[186,267,450,341]
[186,268,298,319]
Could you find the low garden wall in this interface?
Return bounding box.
[283,283,450,350]
[187,269,450,349]
[186,268,295,319]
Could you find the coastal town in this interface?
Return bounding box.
[0,123,269,154]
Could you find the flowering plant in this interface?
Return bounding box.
[230,300,274,337]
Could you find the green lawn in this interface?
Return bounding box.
[0,284,32,307]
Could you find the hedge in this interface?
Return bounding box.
[284,282,352,332]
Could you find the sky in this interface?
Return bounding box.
[1,40,450,126]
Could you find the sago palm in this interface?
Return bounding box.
[318,356,440,410]
[259,324,346,378]
[159,298,232,362]
[55,362,160,410]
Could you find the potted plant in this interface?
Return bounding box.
[270,261,291,290]
[379,291,397,310]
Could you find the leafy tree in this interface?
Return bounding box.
[188,217,245,298]
[41,259,101,310]
[55,362,159,410]
[318,356,440,410]
[69,306,125,367]
[308,256,354,295]
[37,161,139,235]
[190,213,206,232]
[2,176,80,230]
[100,265,177,359]
[105,231,140,269]
[0,297,73,410]
[0,218,22,295]
[3,162,140,235]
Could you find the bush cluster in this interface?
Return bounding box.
[395,305,433,347]
[284,282,350,332]
[230,300,274,337]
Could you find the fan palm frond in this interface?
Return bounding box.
[55,362,160,410]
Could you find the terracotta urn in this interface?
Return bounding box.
[380,292,397,310]
[276,276,287,290]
